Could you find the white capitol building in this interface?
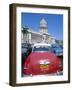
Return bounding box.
[21,18,56,44]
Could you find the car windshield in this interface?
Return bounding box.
[33,46,51,52]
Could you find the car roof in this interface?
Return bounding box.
[33,43,51,47]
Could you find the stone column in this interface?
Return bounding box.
[21,32,23,43]
[42,34,46,43]
[51,37,56,44]
[28,33,31,44]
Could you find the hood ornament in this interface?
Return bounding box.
[39,59,51,65]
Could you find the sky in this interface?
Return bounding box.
[21,13,63,40]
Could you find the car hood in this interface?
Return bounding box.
[56,49,63,52]
[29,52,57,62]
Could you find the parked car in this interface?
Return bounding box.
[23,43,63,76]
[51,44,63,56]
[60,44,63,49]
[22,43,32,66]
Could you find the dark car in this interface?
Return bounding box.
[22,43,32,66]
[22,43,32,53]
[23,43,63,76]
[51,44,63,56]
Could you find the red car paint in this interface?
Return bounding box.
[23,52,63,75]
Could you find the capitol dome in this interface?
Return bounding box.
[40,18,47,27]
[39,18,48,34]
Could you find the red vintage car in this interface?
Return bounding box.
[23,43,63,76]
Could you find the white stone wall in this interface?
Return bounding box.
[21,31,55,44]
[31,33,42,44]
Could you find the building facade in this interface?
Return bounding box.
[21,18,55,44]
